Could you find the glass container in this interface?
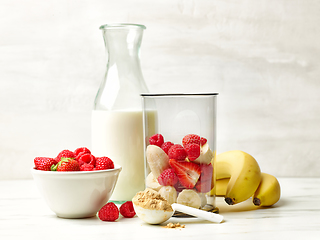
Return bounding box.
[92,23,148,203]
[141,93,219,215]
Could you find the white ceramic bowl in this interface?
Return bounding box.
[31,164,121,218]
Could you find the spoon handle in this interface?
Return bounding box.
[171,203,223,223]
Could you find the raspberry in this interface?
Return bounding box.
[55,150,75,163]
[161,141,174,155]
[200,137,207,146]
[34,157,56,171]
[80,163,95,171]
[182,134,200,147]
[168,144,187,160]
[184,143,200,161]
[98,202,119,221]
[74,147,91,157]
[157,168,178,186]
[148,134,164,147]
[96,157,114,170]
[78,153,96,166]
[119,201,136,218]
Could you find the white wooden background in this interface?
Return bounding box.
[1,0,319,179]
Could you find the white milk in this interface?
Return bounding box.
[91,110,156,202]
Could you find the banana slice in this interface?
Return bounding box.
[177,189,201,209]
[158,186,177,205]
[193,143,213,165]
[146,145,170,178]
[145,172,162,191]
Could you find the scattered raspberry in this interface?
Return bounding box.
[52,158,80,172]
[161,141,174,155]
[119,201,136,218]
[168,144,187,160]
[80,163,95,171]
[149,134,164,147]
[74,147,91,157]
[78,153,96,166]
[157,168,178,186]
[55,150,75,163]
[34,157,56,171]
[184,143,200,161]
[98,202,119,221]
[182,134,200,147]
[200,137,207,146]
[96,157,114,170]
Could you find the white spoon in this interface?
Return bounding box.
[171,203,224,223]
[133,202,223,224]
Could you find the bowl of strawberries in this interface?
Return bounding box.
[31,147,122,219]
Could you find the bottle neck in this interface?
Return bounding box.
[103,28,143,65]
[94,25,148,111]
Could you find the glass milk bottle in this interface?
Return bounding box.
[92,23,149,203]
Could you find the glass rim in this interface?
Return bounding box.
[99,23,146,30]
[141,93,219,97]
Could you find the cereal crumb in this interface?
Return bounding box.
[164,222,185,229]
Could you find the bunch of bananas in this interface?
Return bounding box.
[211,150,281,207]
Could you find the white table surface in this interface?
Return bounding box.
[1,178,319,240]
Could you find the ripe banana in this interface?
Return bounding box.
[177,189,201,209]
[216,178,229,196]
[216,150,261,205]
[158,186,177,205]
[145,172,162,191]
[146,145,170,178]
[193,143,214,165]
[253,173,281,207]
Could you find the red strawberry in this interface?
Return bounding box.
[169,159,201,189]
[182,134,200,147]
[80,163,95,171]
[96,157,114,170]
[161,141,174,155]
[157,168,178,186]
[119,201,136,218]
[199,163,213,181]
[184,143,200,161]
[168,144,187,160]
[52,158,80,172]
[55,150,75,163]
[148,134,164,147]
[98,202,119,221]
[195,163,214,193]
[34,157,56,171]
[195,178,213,193]
[78,153,96,166]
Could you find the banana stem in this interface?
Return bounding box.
[225,197,234,205]
[253,198,261,206]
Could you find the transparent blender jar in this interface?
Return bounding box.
[141,93,219,215]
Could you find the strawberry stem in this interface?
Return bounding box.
[51,164,58,171]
